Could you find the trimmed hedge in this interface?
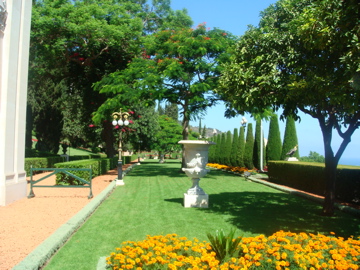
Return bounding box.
[68,154,105,161]
[55,158,118,185]
[25,148,59,158]
[25,156,66,176]
[268,161,360,206]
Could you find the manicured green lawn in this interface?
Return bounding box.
[43,160,359,269]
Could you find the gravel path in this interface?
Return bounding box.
[0,166,128,270]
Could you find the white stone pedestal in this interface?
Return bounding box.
[184,193,208,208]
[285,157,299,161]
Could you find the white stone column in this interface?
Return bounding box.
[0,0,32,205]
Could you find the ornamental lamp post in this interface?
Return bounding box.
[112,109,130,186]
[137,140,142,165]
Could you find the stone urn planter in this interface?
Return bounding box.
[178,140,215,208]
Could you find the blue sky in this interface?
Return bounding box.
[170,0,360,165]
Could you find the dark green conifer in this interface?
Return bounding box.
[253,119,261,169]
[202,125,207,138]
[198,119,202,137]
[281,116,300,160]
[208,133,217,163]
[237,126,245,167]
[219,133,226,164]
[223,131,232,166]
[244,123,254,169]
[214,133,222,164]
[230,128,239,166]
[266,114,282,162]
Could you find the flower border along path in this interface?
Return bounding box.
[41,160,359,270]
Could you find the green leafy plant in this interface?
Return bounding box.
[206,229,242,264]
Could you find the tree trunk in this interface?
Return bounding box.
[321,122,337,216]
[322,155,338,216]
[102,121,115,158]
[181,105,190,169]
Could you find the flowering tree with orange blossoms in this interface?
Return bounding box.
[95,24,237,167]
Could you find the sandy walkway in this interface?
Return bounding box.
[0,166,129,270]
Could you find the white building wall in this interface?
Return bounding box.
[0,0,32,205]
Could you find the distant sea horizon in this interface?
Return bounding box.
[339,157,360,166]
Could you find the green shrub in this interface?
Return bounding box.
[268,161,360,206]
[54,157,117,185]
[25,156,65,176]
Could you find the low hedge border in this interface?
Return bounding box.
[54,158,118,185]
[25,157,66,176]
[267,161,360,207]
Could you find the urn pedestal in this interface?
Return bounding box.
[178,140,215,208]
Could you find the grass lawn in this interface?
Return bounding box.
[57,146,96,156]
[43,160,360,269]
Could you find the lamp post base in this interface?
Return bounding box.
[116,179,125,186]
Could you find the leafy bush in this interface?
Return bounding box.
[25,156,65,176]
[106,231,360,269]
[54,158,117,185]
[207,229,242,263]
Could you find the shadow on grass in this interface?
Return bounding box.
[166,191,359,238]
[210,192,359,237]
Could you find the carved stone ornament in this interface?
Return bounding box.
[0,0,8,32]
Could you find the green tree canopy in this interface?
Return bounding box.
[94,23,237,167]
[218,0,360,215]
[164,102,179,121]
[29,0,191,155]
[151,115,182,156]
[300,151,325,163]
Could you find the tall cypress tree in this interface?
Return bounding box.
[215,133,222,164]
[253,119,261,169]
[230,128,239,166]
[219,133,226,164]
[202,125,207,138]
[198,119,202,137]
[266,114,282,162]
[281,116,300,160]
[223,131,232,166]
[237,126,245,167]
[208,132,217,163]
[244,123,254,169]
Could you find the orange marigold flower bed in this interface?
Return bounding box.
[107,231,360,270]
[207,163,253,174]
